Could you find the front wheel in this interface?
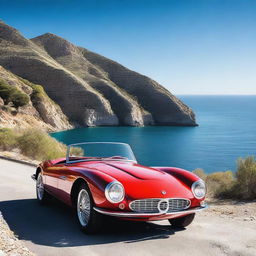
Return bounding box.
[76,184,102,234]
[168,213,195,228]
[36,173,50,204]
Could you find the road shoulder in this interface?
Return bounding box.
[0,212,35,256]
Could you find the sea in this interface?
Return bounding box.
[51,96,256,174]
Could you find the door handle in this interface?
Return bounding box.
[60,176,67,180]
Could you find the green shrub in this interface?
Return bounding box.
[19,77,45,99]
[0,79,29,108]
[31,84,45,98]
[0,128,83,162]
[19,77,60,109]
[17,129,66,161]
[11,91,29,108]
[193,168,207,181]
[0,128,17,150]
[69,146,84,157]
[193,156,256,200]
[193,169,235,198]
[0,80,16,104]
[206,171,235,198]
[233,157,256,200]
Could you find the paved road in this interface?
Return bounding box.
[0,158,255,256]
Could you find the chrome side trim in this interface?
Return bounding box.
[94,204,208,218]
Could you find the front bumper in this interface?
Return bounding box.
[94,204,208,219]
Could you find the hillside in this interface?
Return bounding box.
[0,66,71,131]
[0,21,197,128]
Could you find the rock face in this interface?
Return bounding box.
[80,48,196,125]
[0,21,197,127]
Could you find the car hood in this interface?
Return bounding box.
[104,162,168,180]
[86,161,193,199]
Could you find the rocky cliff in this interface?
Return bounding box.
[0,21,197,128]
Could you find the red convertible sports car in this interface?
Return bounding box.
[32,142,208,233]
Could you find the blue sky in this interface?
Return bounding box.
[1,0,256,95]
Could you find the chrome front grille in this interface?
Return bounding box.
[167,198,191,212]
[129,198,191,213]
[130,199,160,213]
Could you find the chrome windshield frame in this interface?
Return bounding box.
[66,142,137,164]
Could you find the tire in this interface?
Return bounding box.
[168,213,195,228]
[36,172,50,204]
[76,183,102,234]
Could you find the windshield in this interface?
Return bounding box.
[66,142,137,163]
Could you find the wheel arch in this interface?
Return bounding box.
[35,167,42,179]
[70,178,90,208]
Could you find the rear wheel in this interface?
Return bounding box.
[76,183,102,234]
[168,213,195,228]
[36,173,50,204]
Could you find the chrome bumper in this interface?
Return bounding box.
[94,204,208,218]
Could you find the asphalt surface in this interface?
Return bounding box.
[0,158,255,256]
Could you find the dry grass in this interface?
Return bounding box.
[0,128,17,150]
[0,128,66,161]
[232,157,256,200]
[17,129,66,160]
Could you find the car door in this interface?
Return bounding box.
[56,166,76,206]
[43,166,62,197]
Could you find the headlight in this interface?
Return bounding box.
[105,181,125,203]
[191,180,206,199]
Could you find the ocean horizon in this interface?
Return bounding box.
[51,95,256,174]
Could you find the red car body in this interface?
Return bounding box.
[33,157,207,222]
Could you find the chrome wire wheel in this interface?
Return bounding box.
[77,189,91,227]
[36,174,44,200]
